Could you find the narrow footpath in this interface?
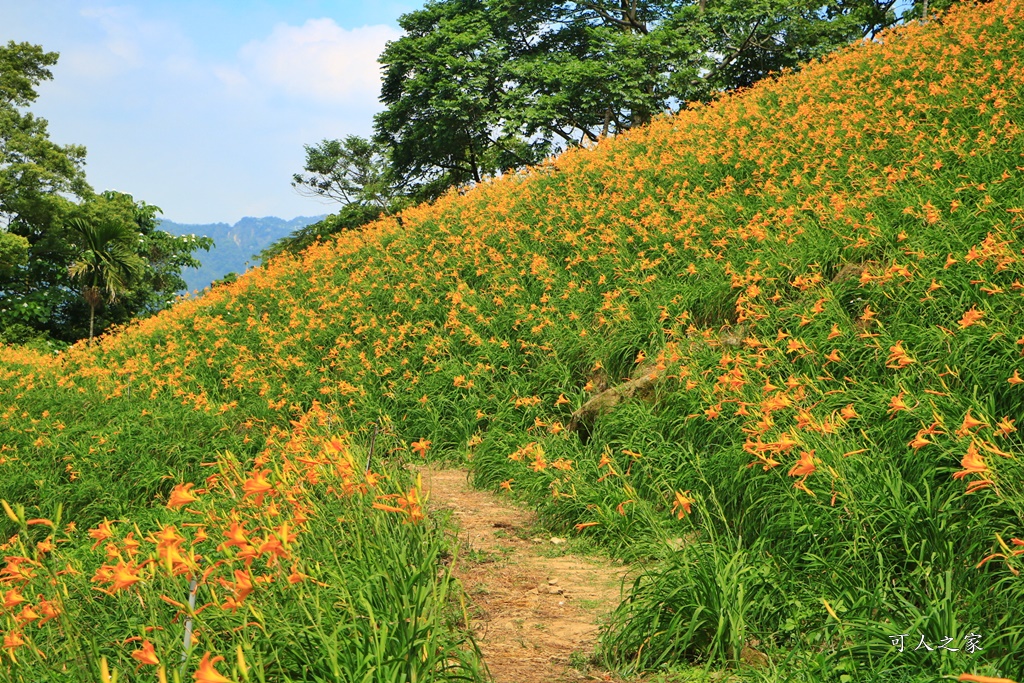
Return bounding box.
[420,467,633,683]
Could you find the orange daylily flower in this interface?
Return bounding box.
[965,479,993,494]
[108,561,143,593]
[149,526,182,551]
[886,341,915,369]
[234,544,259,566]
[122,532,141,557]
[773,432,800,453]
[788,450,816,478]
[323,437,347,455]
[220,521,250,550]
[256,536,286,565]
[995,417,1016,437]
[530,449,548,471]
[287,565,309,584]
[131,640,160,668]
[888,392,910,414]
[91,564,114,585]
[909,432,932,450]
[217,570,254,608]
[194,652,233,683]
[220,596,244,612]
[37,599,59,625]
[952,442,988,480]
[397,488,425,524]
[793,478,816,497]
[672,491,693,519]
[2,630,26,661]
[956,410,988,437]
[242,469,273,499]
[88,519,116,550]
[958,306,985,329]
[15,604,40,625]
[410,439,431,457]
[167,483,199,510]
[1008,370,1024,385]
[977,440,1014,458]
[3,589,26,610]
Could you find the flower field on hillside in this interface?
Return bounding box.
[3,2,1024,680]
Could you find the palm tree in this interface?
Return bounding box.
[66,217,145,345]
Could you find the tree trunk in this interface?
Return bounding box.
[83,285,103,346]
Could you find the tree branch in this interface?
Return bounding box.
[576,1,649,34]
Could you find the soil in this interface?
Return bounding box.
[420,467,634,683]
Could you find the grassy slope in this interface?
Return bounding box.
[3,2,1024,680]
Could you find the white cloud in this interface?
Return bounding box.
[64,5,193,80]
[16,4,402,223]
[237,19,400,104]
[213,65,248,91]
[80,6,144,65]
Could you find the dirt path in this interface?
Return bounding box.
[420,467,633,683]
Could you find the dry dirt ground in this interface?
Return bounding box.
[420,467,634,683]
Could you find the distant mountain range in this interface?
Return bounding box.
[159,215,327,292]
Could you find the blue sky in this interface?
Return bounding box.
[2,1,422,223]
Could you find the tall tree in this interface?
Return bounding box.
[1,41,91,343]
[269,136,412,261]
[292,135,400,211]
[0,41,212,345]
[286,0,942,261]
[73,191,213,322]
[0,41,90,221]
[375,0,545,192]
[66,217,145,345]
[373,0,917,194]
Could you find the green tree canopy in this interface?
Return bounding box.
[0,42,90,238]
[268,136,412,262]
[0,231,28,274]
[372,0,939,191]
[292,135,402,211]
[66,215,146,344]
[282,0,954,261]
[0,41,212,346]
